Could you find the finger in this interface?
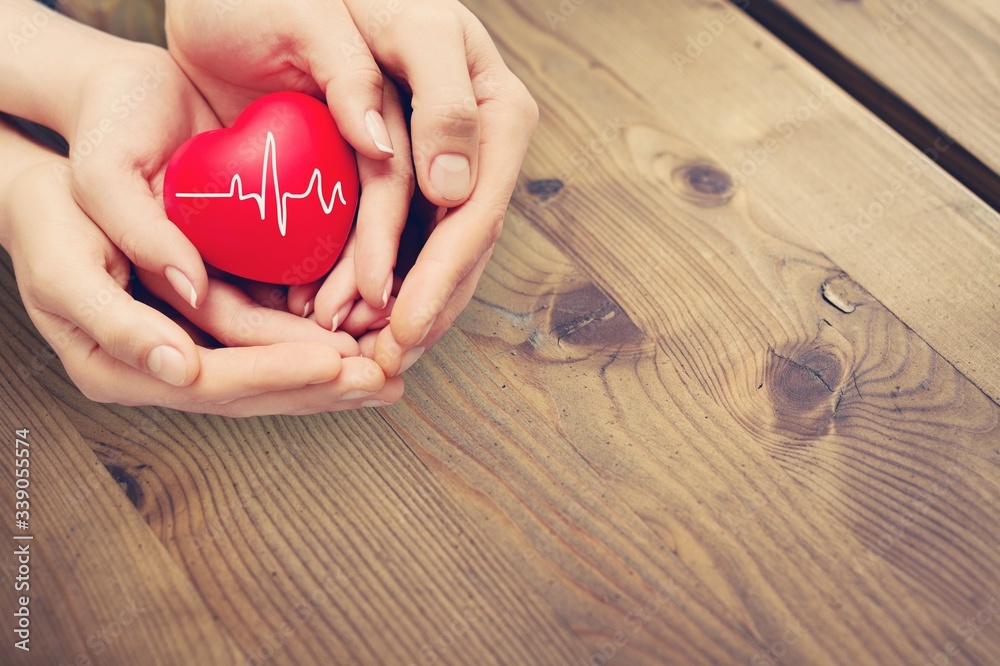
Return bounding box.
[298,4,395,160]
[339,296,394,338]
[375,245,493,377]
[71,166,208,310]
[354,80,413,308]
[372,11,480,206]
[64,338,347,408]
[314,230,361,330]
[288,280,322,318]
[222,356,398,415]
[139,268,360,358]
[28,259,201,388]
[387,77,537,351]
[358,330,380,359]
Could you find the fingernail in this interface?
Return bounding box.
[332,302,351,331]
[302,301,312,319]
[365,110,395,156]
[361,400,391,409]
[342,389,376,401]
[381,274,393,309]
[400,346,425,374]
[417,316,437,346]
[370,317,391,329]
[430,153,471,201]
[164,266,198,309]
[147,345,187,387]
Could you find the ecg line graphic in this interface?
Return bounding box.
[174,131,347,236]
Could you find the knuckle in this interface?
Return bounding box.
[333,60,384,100]
[421,95,480,141]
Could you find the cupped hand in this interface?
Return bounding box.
[65,41,222,312]
[166,0,537,376]
[1,159,403,416]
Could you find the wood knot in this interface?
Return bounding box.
[547,283,644,350]
[105,465,144,509]
[764,344,845,441]
[526,179,564,202]
[672,161,734,207]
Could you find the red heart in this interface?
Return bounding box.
[164,92,359,285]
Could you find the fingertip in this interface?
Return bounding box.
[427,153,473,204]
[373,326,404,377]
[164,265,202,310]
[147,343,199,388]
[364,110,396,157]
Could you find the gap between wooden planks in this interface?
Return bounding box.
[767,0,1000,185]
[488,0,999,402]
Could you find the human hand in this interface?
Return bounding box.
[166,0,538,375]
[0,156,401,416]
[0,1,224,310]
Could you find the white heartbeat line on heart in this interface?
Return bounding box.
[174,131,347,237]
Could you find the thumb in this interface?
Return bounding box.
[297,4,395,161]
[72,165,208,311]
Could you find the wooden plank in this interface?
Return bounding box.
[377,210,1000,664]
[51,380,593,663]
[485,0,1000,403]
[768,0,1000,181]
[0,260,241,664]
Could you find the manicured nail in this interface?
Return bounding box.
[381,274,393,309]
[342,389,376,401]
[361,400,391,409]
[370,317,391,329]
[430,153,471,201]
[302,301,312,319]
[164,266,198,309]
[147,345,187,387]
[417,316,437,346]
[365,110,395,156]
[400,346,425,374]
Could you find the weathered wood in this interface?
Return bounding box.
[1,0,997,663]
[485,0,1000,400]
[771,0,1000,180]
[0,259,241,665]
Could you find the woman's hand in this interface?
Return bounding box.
[0,1,223,310]
[166,0,537,375]
[1,156,402,416]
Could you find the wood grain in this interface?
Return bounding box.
[490,0,1000,400]
[772,0,1000,178]
[0,0,997,663]
[0,259,241,665]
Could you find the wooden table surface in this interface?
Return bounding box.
[2,0,999,664]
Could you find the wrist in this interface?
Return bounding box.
[0,0,155,140]
[0,120,64,251]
